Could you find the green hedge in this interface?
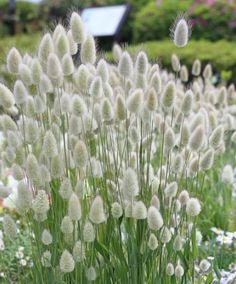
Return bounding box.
[108,40,236,83]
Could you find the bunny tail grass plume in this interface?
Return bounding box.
[160,227,171,243]
[178,190,189,205]
[180,65,188,82]
[175,264,184,278]
[173,235,184,251]
[192,59,201,76]
[150,72,162,94]
[199,259,211,272]
[60,250,75,273]
[38,33,54,63]
[118,51,133,78]
[89,195,106,224]
[111,202,123,218]
[86,266,97,281]
[32,190,50,221]
[70,12,86,44]
[67,30,78,55]
[161,81,175,109]
[19,63,32,86]
[43,130,58,158]
[31,58,42,85]
[164,127,175,150]
[147,206,163,231]
[97,59,109,83]
[146,88,158,111]
[81,34,96,65]
[55,33,70,59]
[164,182,178,198]
[166,263,174,276]
[62,53,74,76]
[148,233,158,250]
[73,140,88,168]
[200,149,214,171]
[17,181,33,214]
[83,221,95,242]
[221,164,234,184]
[189,125,205,152]
[3,214,17,239]
[135,51,148,75]
[112,43,122,62]
[115,95,126,121]
[102,98,114,122]
[186,198,201,217]
[181,90,193,115]
[41,229,53,245]
[47,53,62,83]
[61,216,73,235]
[171,54,180,72]
[209,125,224,149]
[73,241,85,262]
[68,193,82,221]
[133,201,147,220]
[89,76,102,98]
[7,47,22,74]
[59,178,73,200]
[121,168,139,201]
[203,63,212,80]
[0,83,15,109]
[171,15,190,48]
[127,89,143,114]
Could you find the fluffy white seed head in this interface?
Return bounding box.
[73,241,85,262]
[60,250,75,273]
[175,264,184,278]
[42,130,58,158]
[73,140,88,168]
[133,201,147,220]
[7,47,22,74]
[89,196,106,224]
[150,72,162,94]
[203,64,212,80]
[86,266,97,281]
[112,43,122,62]
[189,125,205,152]
[164,182,178,198]
[70,12,86,44]
[38,33,54,64]
[68,193,82,221]
[171,54,180,72]
[56,33,70,58]
[118,51,133,78]
[19,63,32,86]
[41,251,51,267]
[192,59,201,76]
[83,221,95,242]
[81,34,96,65]
[74,65,89,93]
[127,89,143,114]
[135,51,148,75]
[61,216,73,235]
[173,235,184,251]
[209,125,224,149]
[121,168,139,201]
[147,206,163,231]
[115,95,126,121]
[148,233,158,250]
[3,214,17,239]
[111,202,123,219]
[72,95,87,116]
[146,88,158,111]
[199,149,214,171]
[41,229,53,245]
[59,178,73,200]
[178,190,189,205]
[47,53,62,82]
[97,59,109,83]
[62,53,74,76]
[161,81,176,109]
[172,18,189,48]
[31,58,42,84]
[164,127,175,150]
[166,263,174,276]
[221,164,234,184]
[0,83,15,109]
[16,181,33,214]
[67,30,78,55]
[180,65,189,82]
[181,90,193,115]
[199,259,211,272]
[160,226,171,243]
[186,198,201,217]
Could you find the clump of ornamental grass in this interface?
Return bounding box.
[0,11,233,283]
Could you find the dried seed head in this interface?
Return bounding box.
[74,140,88,168]
[7,47,22,74]
[0,83,15,109]
[41,229,52,245]
[32,190,49,219]
[56,33,70,58]
[209,125,224,149]
[62,53,74,76]
[83,221,95,242]
[221,164,234,184]
[41,251,51,267]
[189,125,205,152]
[164,182,178,198]
[118,51,133,77]
[181,90,193,115]
[160,227,171,243]
[172,17,190,48]
[17,181,32,214]
[59,178,73,200]
[175,264,184,278]
[74,65,89,93]
[89,195,106,224]
[180,65,188,82]
[86,266,97,281]
[47,53,62,82]
[72,95,87,117]
[90,76,103,97]
[26,154,39,182]
[111,202,123,219]
[121,168,139,201]
[67,30,78,55]
[133,201,147,220]
[199,149,214,171]
[97,59,109,83]
[199,259,211,272]
[147,206,163,231]
[186,198,201,217]
[60,250,75,273]
[166,263,174,276]
[70,12,86,44]
[43,130,58,158]
[146,88,158,111]
[164,127,175,150]
[178,190,189,205]
[3,214,17,239]
[102,98,114,122]
[135,51,148,75]
[39,74,52,94]
[148,233,158,250]
[173,235,184,251]
[171,54,181,72]
[73,241,85,262]
[161,81,175,109]
[192,59,201,76]
[68,193,82,221]
[38,33,54,64]
[81,34,96,65]
[112,43,122,62]
[127,89,143,114]
[19,63,32,86]
[31,58,42,85]
[203,64,212,80]
[61,216,73,234]
[115,94,126,121]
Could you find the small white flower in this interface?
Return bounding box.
[16,251,24,259]
[20,259,27,266]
